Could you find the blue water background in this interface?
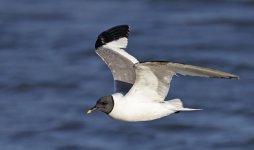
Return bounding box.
[0,0,254,150]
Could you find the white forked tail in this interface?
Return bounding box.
[169,99,202,111]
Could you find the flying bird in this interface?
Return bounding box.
[87,25,239,122]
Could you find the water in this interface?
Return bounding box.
[0,0,254,150]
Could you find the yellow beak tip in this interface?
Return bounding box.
[86,110,92,114]
[86,106,96,114]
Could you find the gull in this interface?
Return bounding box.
[87,25,239,122]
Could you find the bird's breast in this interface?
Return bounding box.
[109,100,172,122]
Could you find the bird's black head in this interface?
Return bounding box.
[87,96,114,114]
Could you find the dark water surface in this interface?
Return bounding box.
[0,0,254,150]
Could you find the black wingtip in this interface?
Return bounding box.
[95,25,129,49]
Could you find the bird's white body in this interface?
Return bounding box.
[109,93,181,122]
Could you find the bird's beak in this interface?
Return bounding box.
[86,106,97,114]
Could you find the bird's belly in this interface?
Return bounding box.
[109,102,174,122]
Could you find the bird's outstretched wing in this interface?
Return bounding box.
[126,61,239,101]
[95,25,138,93]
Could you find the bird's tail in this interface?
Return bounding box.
[169,99,202,111]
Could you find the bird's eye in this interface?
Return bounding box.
[101,102,107,105]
